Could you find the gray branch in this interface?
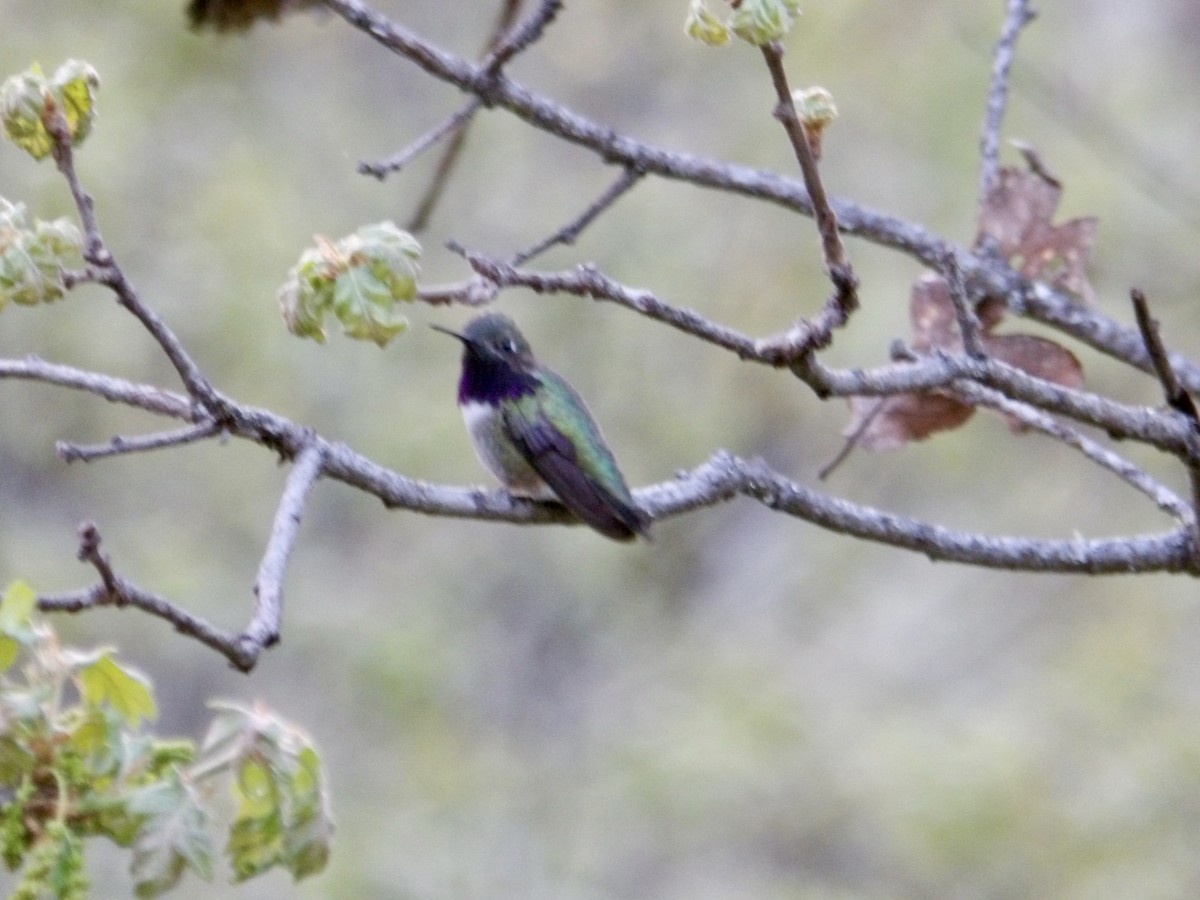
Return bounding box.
[4,0,1197,674]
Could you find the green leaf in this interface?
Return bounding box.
[75,652,157,728]
[0,580,37,632]
[0,736,34,786]
[234,758,276,818]
[684,0,730,45]
[199,702,333,883]
[16,822,88,900]
[0,581,37,672]
[278,222,419,347]
[227,808,285,882]
[281,747,332,879]
[729,0,801,45]
[0,60,99,160]
[53,60,100,148]
[0,198,83,309]
[127,771,215,897]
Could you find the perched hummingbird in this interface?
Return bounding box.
[434,313,651,542]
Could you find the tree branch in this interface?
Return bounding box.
[242,440,326,659]
[978,0,1037,209]
[57,421,222,464]
[358,98,483,180]
[38,524,264,671]
[320,0,1200,399]
[759,40,857,311]
[45,106,224,411]
[9,0,1200,677]
[510,165,644,266]
[1131,288,1200,549]
[651,452,1196,575]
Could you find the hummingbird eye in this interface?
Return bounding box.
[503,338,519,354]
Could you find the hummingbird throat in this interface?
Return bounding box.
[457,355,538,406]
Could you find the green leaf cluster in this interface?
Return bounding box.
[0,581,333,897]
[685,0,802,47]
[0,199,82,309]
[1,60,100,161]
[278,221,421,348]
[198,703,333,882]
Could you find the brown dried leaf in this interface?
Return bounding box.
[843,394,975,451]
[983,333,1084,432]
[976,166,1097,303]
[838,271,1086,453]
[909,273,959,350]
[984,334,1084,387]
[187,0,319,30]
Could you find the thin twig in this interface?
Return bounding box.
[0,356,192,419]
[451,252,1193,454]
[1131,289,1196,420]
[818,398,886,481]
[1131,288,1200,555]
[944,251,986,358]
[57,421,222,463]
[321,0,1200,395]
[978,0,1037,208]
[44,106,224,411]
[758,41,858,310]
[77,522,119,597]
[509,165,644,266]
[359,99,483,180]
[480,0,561,76]
[320,0,1200,396]
[948,380,1192,523]
[406,0,536,230]
[243,440,326,656]
[40,524,262,670]
[455,249,760,358]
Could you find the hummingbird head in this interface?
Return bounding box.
[433,313,539,405]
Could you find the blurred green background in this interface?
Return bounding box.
[4,1,1200,897]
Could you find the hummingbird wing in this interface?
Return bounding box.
[502,375,650,542]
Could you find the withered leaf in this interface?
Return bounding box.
[982,333,1083,432]
[977,166,1097,303]
[844,393,974,451]
[839,273,1085,453]
[187,0,319,30]
[910,273,959,350]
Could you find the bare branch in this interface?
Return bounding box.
[944,251,985,359]
[39,524,263,671]
[44,107,223,410]
[405,0,541,230]
[758,41,858,311]
[947,380,1192,523]
[800,350,1192,454]
[359,99,483,180]
[510,166,644,266]
[649,452,1195,575]
[978,0,1037,207]
[243,440,326,657]
[1131,288,1200,549]
[0,356,192,419]
[57,421,222,464]
[454,249,761,358]
[480,0,561,77]
[319,0,1200,396]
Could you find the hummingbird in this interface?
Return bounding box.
[434,313,651,542]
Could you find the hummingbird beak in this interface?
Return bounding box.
[430,323,468,343]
